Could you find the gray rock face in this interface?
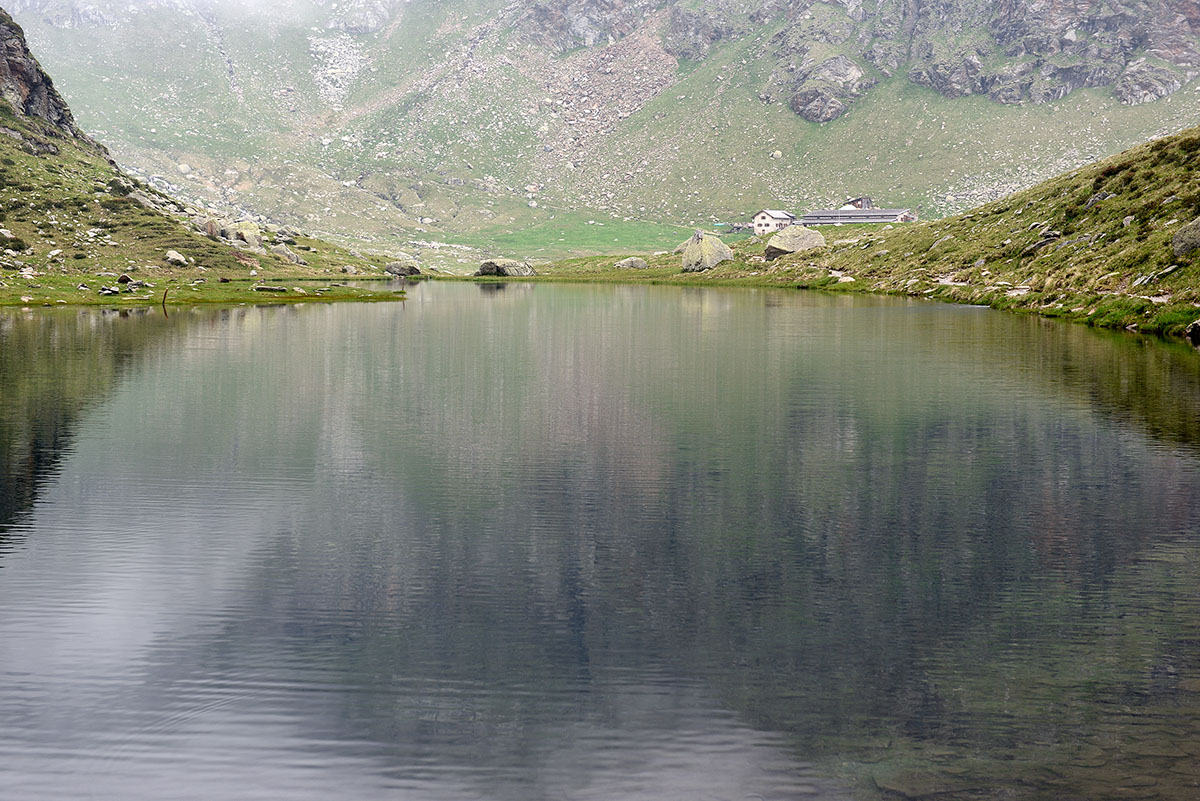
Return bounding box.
[613,256,648,270]
[476,258,536,277]
[662,7,740,61]
[1115,59,1185,105]
[756,0,1200,121]
[764,226,826,260]
[681,230,733,273]
[0,8,90,140]
[1173,216,1200,258]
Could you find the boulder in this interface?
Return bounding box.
[764,226,826,260]
[164,250,188,266]
[385,253,421,276]
[203,218,224,240]
[1186,319,1200,347]
[681,230,733,273]
[229,221,264,250]
[614,257,648,270]
[1173,217,1200,258]
[475,259,536,277]
[270,244,307,265]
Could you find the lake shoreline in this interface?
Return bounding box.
[0,274,406,308]
[432,262,1200,347]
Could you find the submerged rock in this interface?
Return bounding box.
[476,259,536,277]
[1173,216,1200,258]
[764,226,826,260]
[614,257,648,270]
[681,231,733,273]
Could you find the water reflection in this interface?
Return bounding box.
[1,285,1199,800]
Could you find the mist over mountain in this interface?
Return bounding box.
[10,0,1200,257]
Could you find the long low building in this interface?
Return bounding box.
[800,208,917,225]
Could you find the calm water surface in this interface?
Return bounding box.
[2,283,1200,801]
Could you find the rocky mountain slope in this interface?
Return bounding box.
[1,7,397,305]
[8,0,1200,259]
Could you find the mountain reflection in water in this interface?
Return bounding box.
[1,284,1199,801]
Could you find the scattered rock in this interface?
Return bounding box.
[116,273,132,284]
[613,257,648,270]
[1173,217,1200,258]
[764,226,825,260]
[340,265,359,275]
[164,250,188,266]
[252,285,288,292]
[681,230,733,273]
[475,258,536,277]
[1123,215,1136,227]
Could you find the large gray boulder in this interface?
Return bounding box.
[385,253,421,276]
[476,258,536,277]
[681,231,733,273]
[764,226,826,260]
[1173,217,1200,259]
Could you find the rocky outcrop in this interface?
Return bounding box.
[1115,59,1185,105]
[681,230,733,273]
[330,0,402,35]
[0,8,87,139]
[754,0,1200,121]
[476,258,536,277]
[521,0,661,52]
[662,7,741,61]
[1173,216,1200,257]
[764,226,826,260]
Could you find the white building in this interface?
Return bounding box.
[752,210,796,235]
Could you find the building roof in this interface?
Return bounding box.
[757,209,796,220]
[801,208,913,224]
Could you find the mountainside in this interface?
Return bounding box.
[1,7,398,306]
[8,0,1200,260]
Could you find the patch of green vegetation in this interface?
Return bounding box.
[461,211,696,258]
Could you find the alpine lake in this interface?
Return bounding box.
[2,281,1200,801]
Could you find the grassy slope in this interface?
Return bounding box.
[517,124,1200,340]
[0,98,402,308]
